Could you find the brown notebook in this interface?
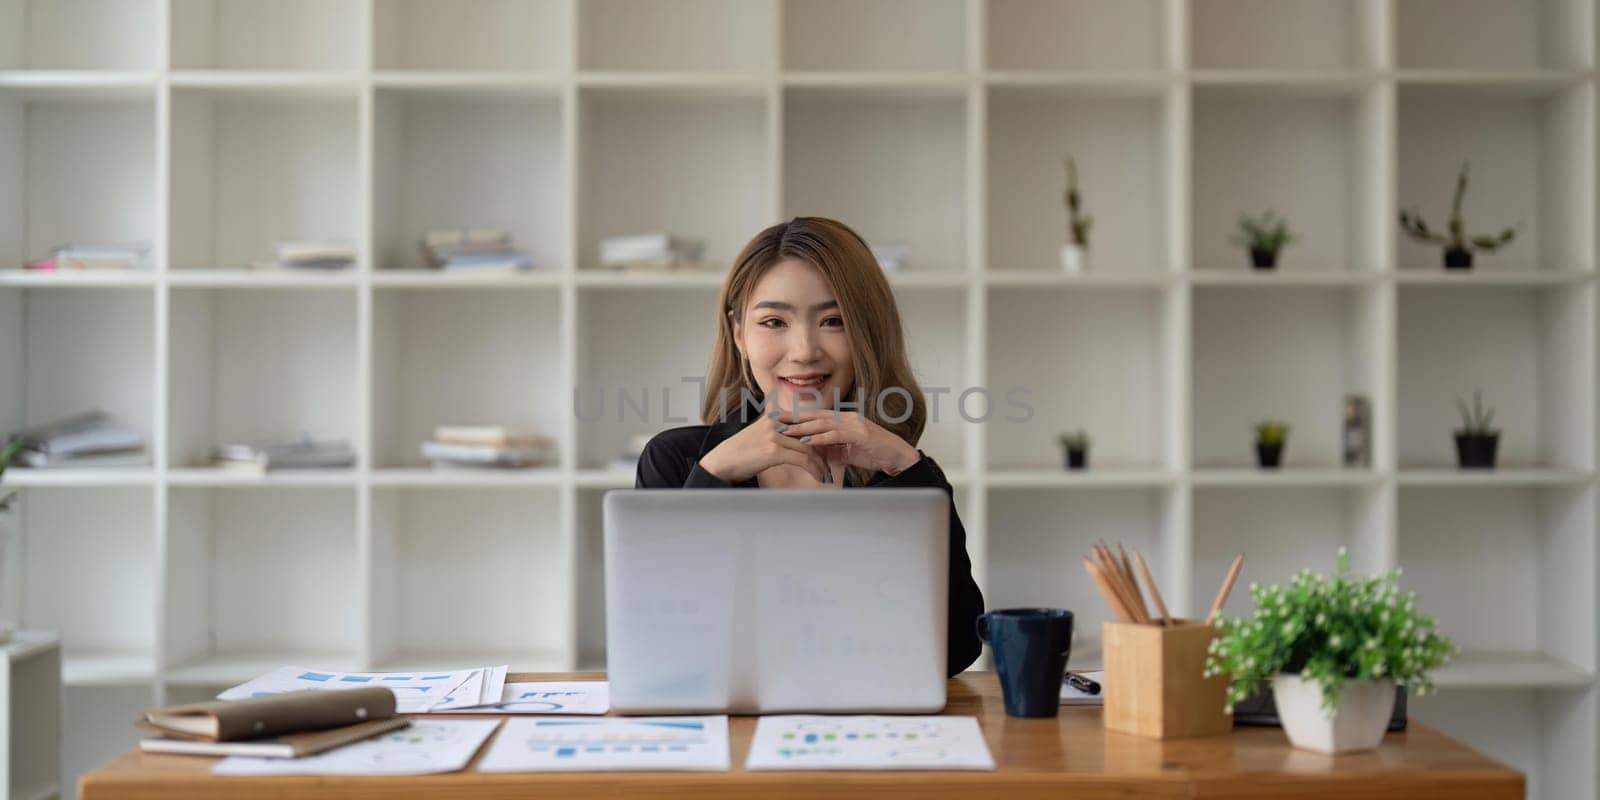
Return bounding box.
[137,717,410,758]
[137,687,398,742]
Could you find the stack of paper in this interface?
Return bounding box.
[213,435,357,473]
[212,719,501,777]
[218,665,508,715]
[10,411,148,469]
[421,425,555,470]
[25,241,151,271]
[598,233,708,271]
[254,240,356,271]
[422,228,532,273]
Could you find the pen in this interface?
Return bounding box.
[1064,672,1100,695]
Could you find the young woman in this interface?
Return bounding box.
[634,216,985,677]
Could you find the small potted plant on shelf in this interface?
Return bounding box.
[0,438,20,645]
[1398,161,1518,270]
[1453,389,1499,469]
[1254,420,1289,468]
[1060,155,1092,273]
[1204,548,1456,754]
[1231,210,1295,269]
[1059,430,1090,470]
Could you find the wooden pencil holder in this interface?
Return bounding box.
[1102,619,1232,739]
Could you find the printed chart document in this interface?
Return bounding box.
[477,716,729,772]
[745,716,995,771]
[217,666,482,714]
[452,681,610,715]
[212,720,501,777]
[429,665,510,711]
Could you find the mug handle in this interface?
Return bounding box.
[975,613,991,645]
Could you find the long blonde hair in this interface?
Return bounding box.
[703,217,927,486]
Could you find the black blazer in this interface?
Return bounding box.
[633,408,986,678]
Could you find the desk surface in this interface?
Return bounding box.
[82,671,1522,800]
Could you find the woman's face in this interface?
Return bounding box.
[733,257,856,418]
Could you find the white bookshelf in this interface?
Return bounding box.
[0,1,1595,797]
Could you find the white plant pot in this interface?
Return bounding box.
[1273,673,1395,754]
[1060,243,1088,273]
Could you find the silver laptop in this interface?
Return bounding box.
[603,488,949,715]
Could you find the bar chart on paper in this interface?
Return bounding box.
[476,716,731,772]
[746,716,995,770]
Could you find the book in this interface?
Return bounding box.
[432,426,553,448]
[27,241,152,271]
[19,448,148,469]
[11,410,112,445]
[139,686,399,742]
[138,717,409,759]
[267,240,356,270]
[441,252,532,272]
[422,227,511,249]
[24,423,143,457]
[420,440,552,467]
[599,233,706,267]
[214,437,357,471]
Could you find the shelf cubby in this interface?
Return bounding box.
[985,0,1169,73]
[0,287,155,468]
[371,287,565,469]
[986,84,1173,274]
[1397,486,1595,686]
[1192,285,1385,470]
[784,0,966,72]
[167,288,358,470]
[373,0,571,72]
[894,286,969,470]
[576,287,718,470]
[5,488,155,685]
[0,85,156,272]
[579,0,772,73]
[370,487,568,671]
[986,486,1181,665]
[1191,84,1387,272]
[1191,0,1385,72]
[1395,0,1595,72]
[1410,691,1581,800]
[1396,83,1595,274]
[163,487,361,682]
[578,87,767,272]
[169,87,360,272]
[373,86,565,272]
[785,86,967,273]
[1397,284,1594,471]
[170,0,366,71]
[986,285,1172,471]
[0,0,162,71]
[1193,484,1391,618]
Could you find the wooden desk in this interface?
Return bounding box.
[83,671,1522,800]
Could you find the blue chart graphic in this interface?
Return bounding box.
[298,672,335,682]
[520,719,707,757]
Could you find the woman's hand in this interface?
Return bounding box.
[778,409,921,476]
[697,413,831,484]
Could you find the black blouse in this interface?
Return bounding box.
[633,409,986,678]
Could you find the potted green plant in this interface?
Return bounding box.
[1204,548,1456,754]
[1454,389,1499,469]
[1060,155,1092,273]
[1231,210,1295,269]
[1398,161,1518,270]
[0,438,20,644]
[1254,421,1290,468]
[1058,430,1090,470]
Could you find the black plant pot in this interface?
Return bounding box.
[1444,247,1473,270]
[1455,432,1499,469]
[1066,448,1088,470]
[1250,247,1277,269]
[1256,442,1284,469]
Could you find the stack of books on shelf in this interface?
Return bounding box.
[422,228,532,273]
[24,241,151,271]
[213,435,357,474]
[598,233,709,271]
[421,425,555,470]
[252,241,356,271]
[9,411,148,468]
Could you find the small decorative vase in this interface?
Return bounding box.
[1250,247,1277,269]
[1454,432,1499,469]
[1060,242,1088,273]
[1444,246,1473,270]
[1273,674,1396,754]
[1065,447,1088,470]
[1256,442,1284,469]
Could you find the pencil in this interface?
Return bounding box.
[1084,558,1133,623]
[1206,553,1245,625]
[1132,549,1171,626]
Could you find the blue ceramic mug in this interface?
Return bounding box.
[977,607,1074,718]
